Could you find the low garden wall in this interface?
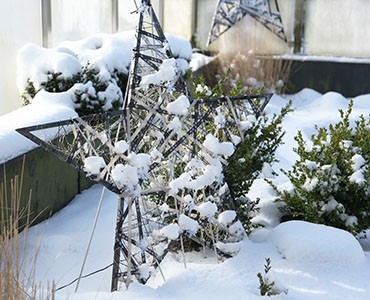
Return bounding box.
[0,146,93,226]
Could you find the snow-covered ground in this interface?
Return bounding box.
[21,88,370,300]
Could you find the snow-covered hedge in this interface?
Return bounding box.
[270,101,370,235]
[17,32,192,115]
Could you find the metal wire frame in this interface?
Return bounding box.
[16,0,274,291]
[208,0,287,45]
[16,90,271,287]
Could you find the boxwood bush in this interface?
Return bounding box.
[269,101,370,235]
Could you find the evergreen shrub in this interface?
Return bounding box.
[193,75,292,233]
[269,101,370,235]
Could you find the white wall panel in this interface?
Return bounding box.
[0,0,41,116]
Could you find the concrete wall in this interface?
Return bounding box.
[0,147,93,226]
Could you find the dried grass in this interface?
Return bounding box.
[214,19,292,94]
[0,158,54,300]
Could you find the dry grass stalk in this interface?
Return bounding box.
[215,19,292,95]
[0,157,54,300]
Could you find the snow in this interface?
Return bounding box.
[114,140,129,154]
[84,156,106,176]
[17,43,82,92]
[189,52,216,71]
[0,30,191,164]
[23,183,370,300]
[196,201,218,220]
[17,32,192,96]
[165,95,190,116]
[351,154,366,171]
[0,90,77,164]
[140,58,178,87]
[3,46,370,299]
[178,214,200,236]
[269,221,366,265]
[203,134,235,157]
[159,224,180,240]
[111,164,140,196]
[218,210,237,227]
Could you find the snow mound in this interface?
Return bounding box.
[269,221,366,265]
[286,88,322,104]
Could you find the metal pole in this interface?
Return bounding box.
[293,0,306,54]
[191,0,198,45]
[111,195,125,292]
[111,0,119,33]
[158,0,164,26]
[41,0,52,47]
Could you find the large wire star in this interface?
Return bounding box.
[17,0,272,290]
[208,0,287,45]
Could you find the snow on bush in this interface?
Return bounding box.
[169,173,192,195]
[140,58,178,87]
[269,101,370,235]
[114,140,129,154]
[218,210,237,227]
[270,221,366,265]
[215,241,242,255]
[17,44,82,92]
[138,264,155,281]
[178,214,200,236]
[129,153,151,179]
[168,116,182,133]
[197,201,218,220]
[17,32,192,116]
[203,134,235,157]
[165,95,190,116]
[159,223,180,240]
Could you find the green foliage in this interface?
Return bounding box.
[22,66,127,116]
[270,101,370,234]
[257,258,282,297]
[225,102,291,200]
[192,74,292,233]
[42,71,80,93]
[73,67,125,116]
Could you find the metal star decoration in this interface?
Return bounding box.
[208,0,287,45]
[17,0,272,291]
